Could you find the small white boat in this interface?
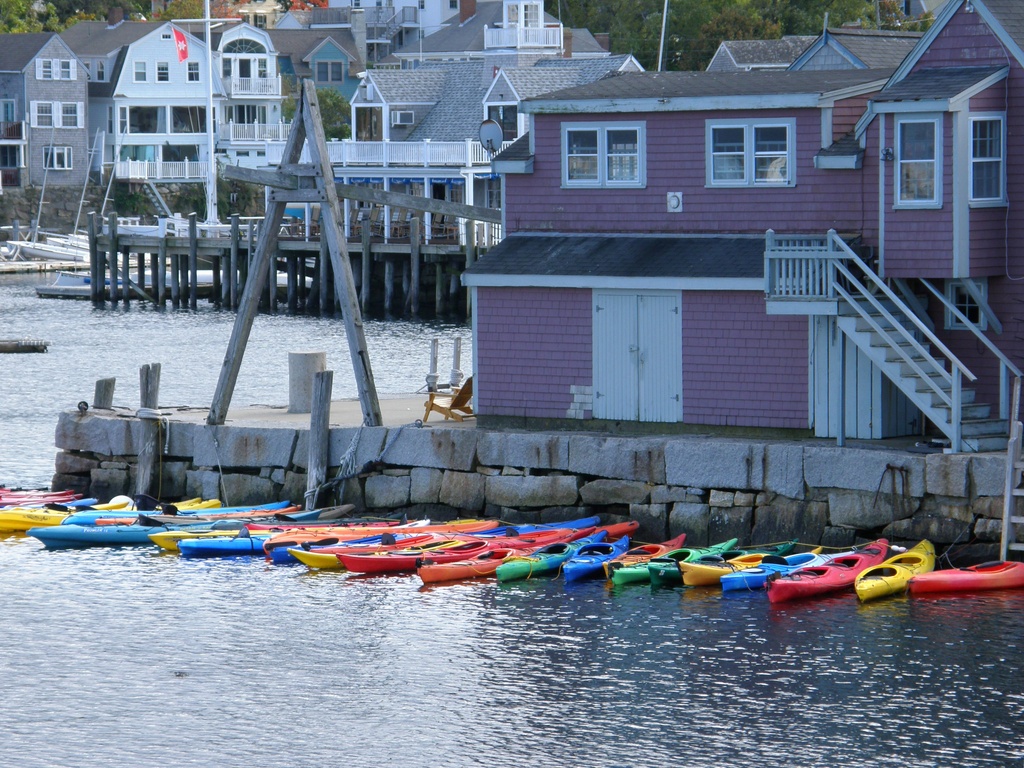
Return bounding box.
[15,232,89,263]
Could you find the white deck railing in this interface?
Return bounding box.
[227,76,281,97]
[114,160,208,181]
[273,139,513,168]
[219,122,292,142]
[484,25,562,49]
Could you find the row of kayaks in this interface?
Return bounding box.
[6,492,1024,596]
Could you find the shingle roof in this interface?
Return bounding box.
[408,62,491,141]
[464,234,766,280]
[983,0,1024,49]
[719,36,816,68]
[527,68,893,104]
[826,28,921,69]
[367,67,449,104]
[394,0,560,57]
[875,65,1005,101]
[59,20,162,57]
[817,130,862,157]
[268,28,364,77]
[0,33,56,72]
[491,133,531,162]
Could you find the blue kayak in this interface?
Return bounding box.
[496,532,607,582]
[61,500,293,526]
[720,551,825,592]
[29,520,216,549]
[562,535,631,582]
[178,532,272,558]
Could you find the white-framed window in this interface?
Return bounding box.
[188,62,200,82]
[1,99,15,123]
[254,13,267,28]
[970,115,1004,204]
[134,61,146,82]
[95,60,105,81]
[896,115,941,207]
[60,60,73,80]
[40,59,53,80]
[562,122,644,188]
[945,279,987,331]
[706,119,795,187]
[44,145,72,170]
[157,62,169,82]
[33,102,53,127]
[60,102,80,128]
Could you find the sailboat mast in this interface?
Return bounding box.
[204,0,218,224]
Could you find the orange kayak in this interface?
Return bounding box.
[418,546,535,584]
[261,519,499,553]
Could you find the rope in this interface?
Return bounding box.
[209,430,230,508]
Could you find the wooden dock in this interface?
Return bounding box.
[86,209,481,317]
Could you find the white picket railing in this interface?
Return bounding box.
[219,122,292,142]
[484,25,562,49]
[114,160,207,180]
[227,76,281,97]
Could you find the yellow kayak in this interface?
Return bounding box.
[289,548,345,569]
[0,498,134,532]
[149,527,246,552]
[679,552,770,586]
[854,540,935,602]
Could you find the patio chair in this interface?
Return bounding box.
[423,376,475,422]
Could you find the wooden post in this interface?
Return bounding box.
[464,220,476,318]
[87,213,101,304]
[107,212,118,303]
[170,251,181,308]
[287,253,298,313]
[121,245,131,306]
[212,252,222,306]
[188,213,198,310]
[319,224,330,315]
[229,214,240,310]
[93,378,116,409]
[298,252,308,311]
[305,369,334,510]
[136,363,162,498]
[149,250,158,306]
[157,237,167,307]
[409,217,421,315]
[435,263,444,315]
[360,220,371,312]
[136,246,146,299]
[384,257,394,315]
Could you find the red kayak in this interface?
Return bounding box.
[908,560,1024,595]
[417,546,535,584]
[338,538,509,574]
[766,539,889,604]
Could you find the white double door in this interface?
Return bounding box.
[593,290,683,422]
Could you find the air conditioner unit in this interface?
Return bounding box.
[391,111,415,126]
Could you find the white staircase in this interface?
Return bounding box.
[1003,409,1024,558]
[765,229,1020,452]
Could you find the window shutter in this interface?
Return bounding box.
[36,59,44,79]
[77,102,84,128]
[70,60,77,80]
[53,101,60,127]
[29,101,37,127]
[52,59,59,77]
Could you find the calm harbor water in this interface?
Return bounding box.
[2,275,1024,767]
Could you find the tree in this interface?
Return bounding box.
[674,5,782,70]
[316,87,350,141]
[0,0,43,32]
[877,0,933,32]
[155,0,202,20]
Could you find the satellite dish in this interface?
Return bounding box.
[478,119,504,155]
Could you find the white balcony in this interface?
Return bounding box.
[114,160,208,181]
[227,76,281,97]
[484,25,562,50]
[267,139,510,168]
[219,122,292,143]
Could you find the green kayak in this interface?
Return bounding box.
[496,536,598,582]
[646,538,740,587]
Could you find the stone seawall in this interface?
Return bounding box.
[53,409,1015,562]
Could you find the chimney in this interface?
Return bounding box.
[107,7,124,27]
[563,28,573,58]
[461,0,476,24]
[351,9,367,70]
[594,33,610,52]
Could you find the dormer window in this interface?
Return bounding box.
[505,1,541,27]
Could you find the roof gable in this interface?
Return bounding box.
[0,33,58,72]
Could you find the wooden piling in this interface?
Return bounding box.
[157,238,167,307]
[384,258,394,314]
[360,222,371,312]
[319,228,330,315]
[435,263,444,315]
[229,214,240,309]
[87,213,101,304]
[170,251,181,308]
[287,254,298,313]
[188,213,198,310]
[93,377,116,409]
[305,369,334,510]
[135,363,162,498]
[410,217,421,315]
[107,213,118,303]
[121,246,131,306]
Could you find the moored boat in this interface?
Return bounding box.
[337,538,505,575]
[416,547,533,584]
[496,533,607,582]
[720,551,834,592]
[766,539,890,604]
[605,533,687,584]
[854,540,936,601]
[562,536,631,582]
[907,560,1024,595]
[679,541,802,586]
[646,538,740,587]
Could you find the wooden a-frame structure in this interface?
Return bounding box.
[207,80,383,427]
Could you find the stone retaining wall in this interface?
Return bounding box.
[52,409,1017,562]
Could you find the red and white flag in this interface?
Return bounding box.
[173,28,189,63]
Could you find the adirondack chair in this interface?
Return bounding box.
[423,376,475,422]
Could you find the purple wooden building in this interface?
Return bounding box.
[463,0,1024,452]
